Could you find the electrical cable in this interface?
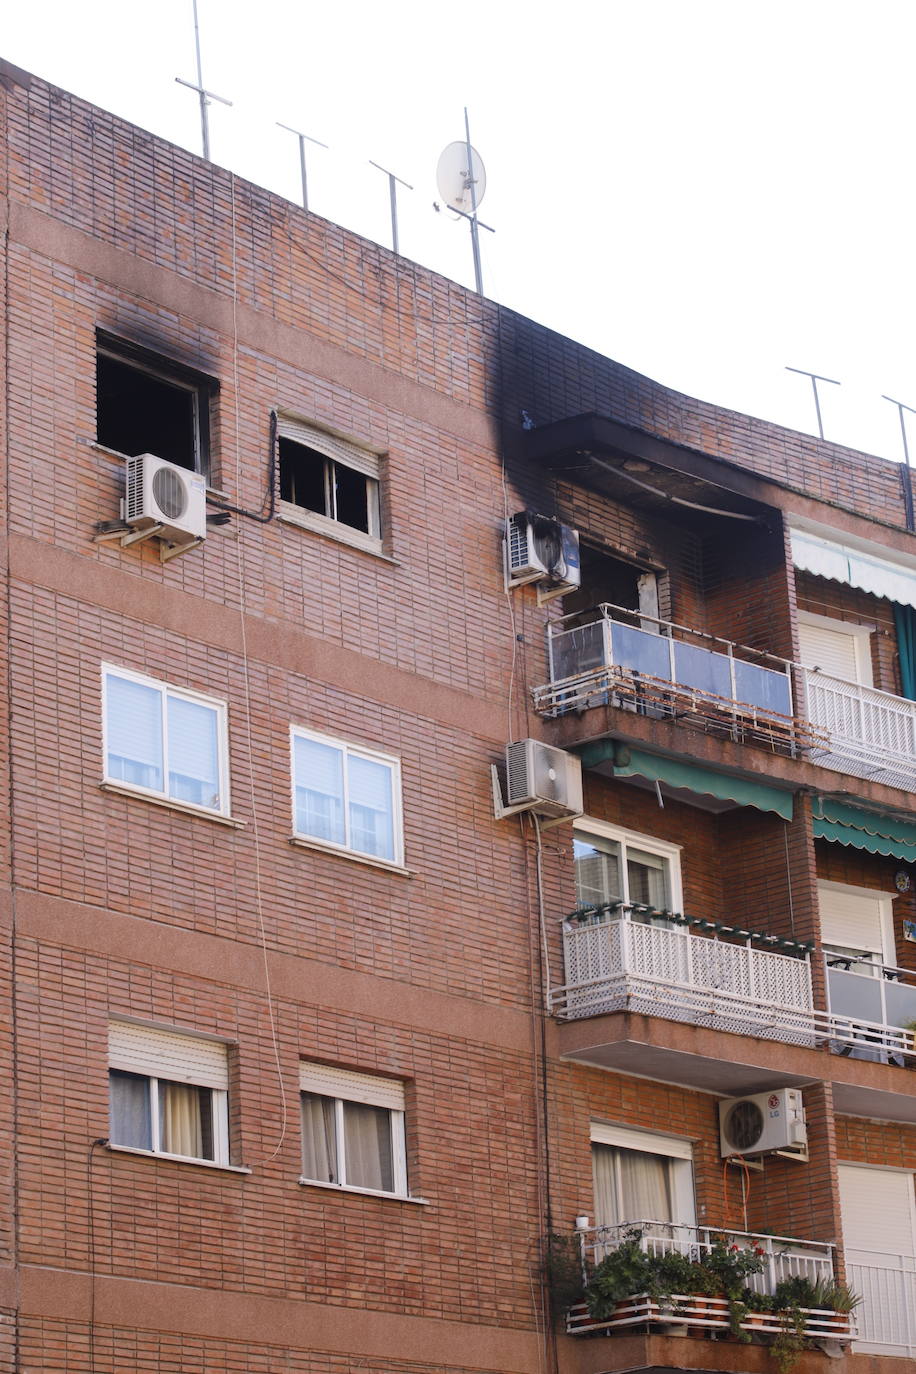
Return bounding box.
[207,408,278,523]
[586,452,759,521]
[87,1137,109,1374]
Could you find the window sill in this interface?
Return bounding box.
[298,1177,428,1204]
[100,781,245,828]
[278,502,398,564]
[288,834,412,876]
[106,1143,251,1174]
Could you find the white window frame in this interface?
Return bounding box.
[290,726,404,867]
[797,610,875,688]
[573,818,684,915]
[818,879,895,970]
[590,1121,697,1228]
[102,664,230,817]
[299,1062,409,1199]
[108,1020,230,1167]
[278,416,383,556]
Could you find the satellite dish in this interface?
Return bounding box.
[436,141,487,215]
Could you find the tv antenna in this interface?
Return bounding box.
[881,393,916,532]
[436,109,494,295]
[785,366,840,441]
[176,0,232,161]
[369,161,414,256]
[277,124,329,212]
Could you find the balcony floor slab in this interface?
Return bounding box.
[552,1011,916,1120]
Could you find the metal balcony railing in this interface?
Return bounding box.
[567,1222,852,1343]
[533,603,815,753]
[845,1247,916,1356]
[803,668,916,790]
[826,953,916,1066]
[552,911,816,1047]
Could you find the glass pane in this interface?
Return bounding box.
[301,1093,339,1183]
[97,353,197,470]
[167,694,221,809]
[333,462,370,533]
[627,846,671,912]
[734,659,792,715]
[109,1070,152,1149]
[348,754,395,859]
[574,835,622,908]
[672,641,732,698]
[610,623,672,680]
[159,1080,213,1160]
[105,673,164,792]
[618,1148,673,1223]
[294,736,345,845]
[343,1101,394,1192]
[279,438,327,514]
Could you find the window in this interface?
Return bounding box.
[574,820,682,921]
[108,1020,230,1165]
[591,1122,695,1233]
[96,334,213,474]
[278,417,382,553]
[291,727,403,865]
[797,612,874,688]
[300,1062,408,1197]
[103,665,229,816]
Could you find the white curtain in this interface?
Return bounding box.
[348,755,394,859]
[294,737,345,844]
[301,1093,339,1182]
[167,695,220,807]
[109,1070,152,1149]
[343,1102,393,1191]
[592,1144,673,1227]
[160,1081,209,1159]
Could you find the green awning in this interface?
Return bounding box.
[812,797,916,861]
[576,742,794,821]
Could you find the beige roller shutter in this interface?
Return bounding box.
[839,1164,916,1258]
[278,418,380,481]
[818,884,887,958]
[109,1020,229,1090]
[798,620,870,686]
[299,1061,405,1111]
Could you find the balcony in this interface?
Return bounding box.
[846,1248,916,1357]
[804,669,916,791]
[533,604,817,754]
[826,953,916,1067]
[566,1221,853,1346]
[553,909,816,1048]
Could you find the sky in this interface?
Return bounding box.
[3,0,916,464]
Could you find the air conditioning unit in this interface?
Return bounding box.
[506,513,580,600]
[124,454,207,545]
[504,739,584,820]
[719,1089,808,1159]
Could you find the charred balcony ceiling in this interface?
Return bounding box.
[517,413,777,530]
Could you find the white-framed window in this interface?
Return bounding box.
[278,417,382,555]
[291,727,403,865]
[797,611,874,688]
[102,664,230,816]
[590,1122,696,1230]
[573,819,682,919]
[96,333,214,476]
[300,1062,409,1198]
[818,880,895,974]
[108,1020,230,1166]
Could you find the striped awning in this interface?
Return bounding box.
[812,797,916,862]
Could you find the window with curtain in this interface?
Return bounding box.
[108,1021,230,1165]
[299,1062,408,1197]
[574,823,679,923]
[590,1123,696,1237]
[291,728,402,864]
[103,666,228,814]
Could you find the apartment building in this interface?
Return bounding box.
[0,56,915,1374]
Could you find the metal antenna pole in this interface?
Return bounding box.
[882,393,916,532]
[369,162,414,255]
[464,107,483,295]
[176,0,232,161]
[785,366,841,441]
[277,125,329,211]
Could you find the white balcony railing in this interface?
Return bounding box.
[846,1248,916,1356]
[803,668,916,790]
[553,914,816,1047]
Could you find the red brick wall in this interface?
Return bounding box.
[796,570,901,695]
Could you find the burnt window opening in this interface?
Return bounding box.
[279,436,381,540]
[96,341,213,475]
[563,544,659,622]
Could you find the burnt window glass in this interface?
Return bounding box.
[279,434,379,540]
[96,341,213,474]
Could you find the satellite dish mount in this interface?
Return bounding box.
[436,109,494,295]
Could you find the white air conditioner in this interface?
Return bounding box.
[504,739,584,820]
[506,513,580,600]
[719,1089,807,1159]
[124,454,207,545]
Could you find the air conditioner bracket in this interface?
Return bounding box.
[490,765,578,829]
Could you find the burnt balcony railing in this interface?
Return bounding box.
[553,907,816,1047]
[533,604,818,754]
